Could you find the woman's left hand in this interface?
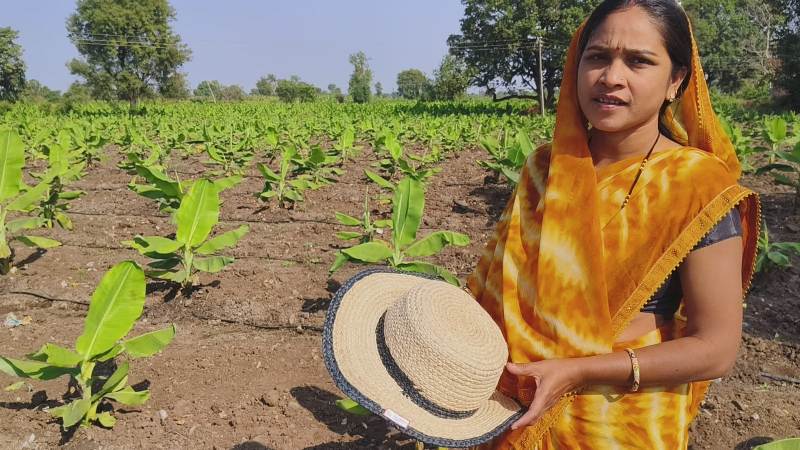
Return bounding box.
[507,359,585,430]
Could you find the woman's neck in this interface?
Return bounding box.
[588,119,663,165]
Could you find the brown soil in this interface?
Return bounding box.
[0,146,798,449]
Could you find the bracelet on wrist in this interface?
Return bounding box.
[623,347,640,392]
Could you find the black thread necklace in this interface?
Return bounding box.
[590,132,661,211]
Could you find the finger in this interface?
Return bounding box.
[506,362,535,375]
[510,382,549,430]
[510,402,541,430]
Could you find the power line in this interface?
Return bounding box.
[450,37,543,45]
[449,42,541,49]
[450,37,543,44]
[78,32,174,39]
[72,32,557,51]
[70,38,548,53]
[70,37,756,73]
[81,33,546,46]
[64,26,579,51]
[448,41,549,51]
[74,38,178,49]
[72,35,546,50]
[449,37,572,51]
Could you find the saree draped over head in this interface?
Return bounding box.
[465,11,761,450]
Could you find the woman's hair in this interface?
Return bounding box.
[577,0,692,142]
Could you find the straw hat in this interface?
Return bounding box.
[322,267,524,448]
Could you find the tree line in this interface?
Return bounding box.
[1,0,799,109]
[448,0,800,110]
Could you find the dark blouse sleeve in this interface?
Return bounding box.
[692,207,742,250]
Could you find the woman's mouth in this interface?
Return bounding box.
[593,97,628,111]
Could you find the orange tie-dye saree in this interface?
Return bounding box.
[465,13,761,450]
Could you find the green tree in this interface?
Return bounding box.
[275,77,319,102]
[396,69,430,100]
[448,0,600,106]
[60,82,93,110]
[374,81,383,97]
[219,84,246,101]
[22,80,61,102]
[0,27,26,102]
[66,0,191,107]
[432,55,471,100]
[775,0,800,108]
[193,80,222,100]
[253,74,277,96]
[159,71,190,99]
[348,51,372,103]
[328,83,344,102]
[683,0,786,93]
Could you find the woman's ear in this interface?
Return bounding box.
[671,66,689,96]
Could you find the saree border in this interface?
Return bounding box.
[610,183,761,338]
[503,392,577,450]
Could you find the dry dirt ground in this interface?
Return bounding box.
[0,145,798,449]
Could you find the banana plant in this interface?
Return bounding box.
[128,164,241,214]
[755,142,800,209]
[203,124,255,176]
[0,129,61,274]
[124,179,249,287]
[27,132,86,230]
[375,133,405,175]
[363,169,396,205]
[753,438,800,450]
[257,145,312,208]
[292,144,344,188]
[119,135,168,173]
[329,177,470,286]
[758,116,790,165]
[720,116,757,173]
[0,261,176,429]
[396,157,442,183]
[755,220,800,273]
[259,125,280,150]
[408,143,443,166]
[333,126,362,162]
[364,169,396,191]
[375,133,441,182]
[790,113,800,146]
[440,123,463,151]
[68,122,109,167]
[477,129,535,185]
[334,188,392,243]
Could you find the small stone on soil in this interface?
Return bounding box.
[261,389,280,407]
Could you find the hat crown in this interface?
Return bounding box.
[383,280,508,413]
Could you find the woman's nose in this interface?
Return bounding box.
[599,59,626,87]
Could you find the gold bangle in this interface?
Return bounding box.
[624,348,640,392]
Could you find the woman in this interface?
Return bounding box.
[466,0,761,448]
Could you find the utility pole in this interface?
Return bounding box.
[538,37,545,116]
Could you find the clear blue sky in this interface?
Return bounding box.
[6,0,465,93]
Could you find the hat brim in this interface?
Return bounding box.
[322,267,524,448]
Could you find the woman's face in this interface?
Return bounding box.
[576,6,687,133]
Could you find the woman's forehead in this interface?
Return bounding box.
[586,8,667,55]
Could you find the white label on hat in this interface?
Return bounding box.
[382,409,410,429]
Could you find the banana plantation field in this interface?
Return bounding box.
[0,100,798,449]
